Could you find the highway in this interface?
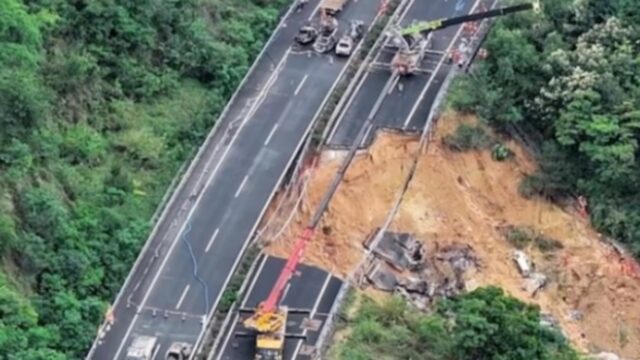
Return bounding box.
[87,1,379,359]
[215,256,342,360]
[328,0,480,147]
[210,1,487,359]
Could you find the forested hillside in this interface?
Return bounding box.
[449,0,640,256]
[332,287,578,360]
[0,0,286,358]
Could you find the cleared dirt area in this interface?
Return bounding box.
[264,113,640,358]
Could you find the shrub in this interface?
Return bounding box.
[442,124,492,151]
[505,226,535,249]
[491,143,514,161]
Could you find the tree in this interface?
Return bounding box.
[333,288,577,360]
[439,287,577,360]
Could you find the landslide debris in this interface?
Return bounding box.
[264,113,640,358]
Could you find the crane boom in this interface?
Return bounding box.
[260,227,314,313]
[401,3,537,37]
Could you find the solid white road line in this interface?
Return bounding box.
[281,283,292,302]
[176,285,191,310]
[294,74,309,96]
[291,273,332,359]
[307,0,322,21]
[151,343,161,360]
[241,255,269,307]
[264,123,280,146]
[234,175,250,198]
[403,0,482,128]
[112,41,292,360]
[205,228,220,253]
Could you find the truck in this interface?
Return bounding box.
[126,335,158,360]
[320,0,348,15]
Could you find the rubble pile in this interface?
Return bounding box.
[359,231,479,310]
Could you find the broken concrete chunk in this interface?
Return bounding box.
[523,272,547,296]
[367,230,425,271]
[568,309,583,321]
[364,261,398,292]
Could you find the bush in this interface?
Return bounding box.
[442,124,492,151]
[534,235,564,252]
[505,226,535,249]
[332,287,578,360]
[504,226,563,252]
[491,143,514,161]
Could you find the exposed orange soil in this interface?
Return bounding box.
[264,113,640,358]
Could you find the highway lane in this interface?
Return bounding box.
[327,0,479,147]
[89,1,379,359]
[216,256,342,360]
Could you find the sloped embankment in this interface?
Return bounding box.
[265,113,640,358]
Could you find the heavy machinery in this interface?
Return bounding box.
[241,229,314,360]
[389,2,540,75]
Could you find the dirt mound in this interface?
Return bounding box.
[264,113,640,358]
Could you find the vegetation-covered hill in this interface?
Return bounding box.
[0,0,285,358]
[449,0,640,256]
[332,287,578,360]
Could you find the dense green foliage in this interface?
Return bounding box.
[0,0,286,357]
[332,287,578,360]
[448,0,640,256]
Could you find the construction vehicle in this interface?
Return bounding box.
[241,227,315,360]
[389,2,540,75]
[320,0,348,15]
[336,20,365,56]
[126,335,158,360]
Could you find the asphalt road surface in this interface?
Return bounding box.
[215,256,342,360]
[87,1,378,359]
[328,0,481,147]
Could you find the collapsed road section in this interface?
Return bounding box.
[87,1,380,359]
[206,1,505,359]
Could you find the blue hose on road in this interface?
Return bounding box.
[181,222,210,314]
